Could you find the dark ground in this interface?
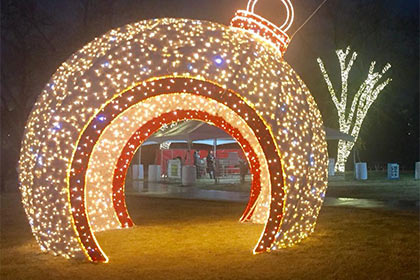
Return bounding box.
[1,193,419,280]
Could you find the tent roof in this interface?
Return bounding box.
[148,121,231,143]
[146,120,354,144]
[323,126,355,142]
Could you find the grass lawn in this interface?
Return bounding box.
[1,193,419,280]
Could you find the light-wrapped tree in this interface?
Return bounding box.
[317,46,391,172]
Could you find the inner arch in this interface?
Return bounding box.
[113,110,266,226]
[86,94,272,233]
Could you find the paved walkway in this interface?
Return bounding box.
[127,181,419,211]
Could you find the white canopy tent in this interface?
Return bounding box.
[323,126,355,142]
[137,121,354,181]
[144,120,354,146]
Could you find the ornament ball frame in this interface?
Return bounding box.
[18,0,328,263]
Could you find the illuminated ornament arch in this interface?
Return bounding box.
[18,0,328,262]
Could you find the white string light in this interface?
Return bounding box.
[317,46,391,172]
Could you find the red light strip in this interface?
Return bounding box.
[112,109,262,227]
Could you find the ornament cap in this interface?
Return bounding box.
[231,0,294,57]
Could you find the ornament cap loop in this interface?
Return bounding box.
[231,0,294,57]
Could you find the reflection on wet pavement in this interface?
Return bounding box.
[128,181,249,202]
[127,181,419,211]
[324,197,385,208]
[323,197,419,211]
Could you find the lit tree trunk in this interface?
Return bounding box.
[317,46,391,172]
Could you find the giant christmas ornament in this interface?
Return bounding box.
[18,0,328,262]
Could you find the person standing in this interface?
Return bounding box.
[206,151,215,179]
[193,150,201,178]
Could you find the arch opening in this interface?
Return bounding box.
[69,77,286,262]
[113,112,266,228]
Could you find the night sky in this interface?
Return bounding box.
[1,0,419,189]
